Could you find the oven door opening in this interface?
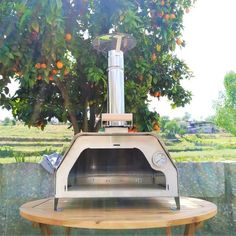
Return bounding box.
[67,148,166,191]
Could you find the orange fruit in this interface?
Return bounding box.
[154,91,161,97]
[170,13,176,19]
[49,76,54,81]
[176,38,182,46]
[37,75,42,80]
[133,127,138,132]
[52,69,57,75]
[153,123,160,131]
[128,126,138,133]
[65,33,72,42]
[164,14,170,20]
[56,61,64,69]
[35,63,41,69]
[64,69,69,75]
[151,53,157,62]
[40,63,47,69]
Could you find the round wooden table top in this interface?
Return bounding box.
[20,197,217,230]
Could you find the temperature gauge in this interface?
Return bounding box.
[152,152,168,168]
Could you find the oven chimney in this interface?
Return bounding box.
[108,35,125,126]
[93,33,136,127]
[108,49,124,115]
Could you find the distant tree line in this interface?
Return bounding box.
[160,113,219,139]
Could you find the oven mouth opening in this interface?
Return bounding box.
[67,148,166,190]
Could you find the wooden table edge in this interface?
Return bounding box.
[19,197,217,230]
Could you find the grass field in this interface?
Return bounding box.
[0,124,236,163]
[0,124,73,163]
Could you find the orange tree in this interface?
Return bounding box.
[0,0,195,134]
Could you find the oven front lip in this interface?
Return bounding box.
[55,189,178,199]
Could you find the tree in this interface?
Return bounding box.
[182,112,191,121]
[161,118,186,138]
[204,115,215,123]
[2,117,16,126]
[0,0,195,134]
[159,115,170,131]
[215,71,236,136]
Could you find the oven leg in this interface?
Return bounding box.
[54,198,59,211]
[175,197,180,210]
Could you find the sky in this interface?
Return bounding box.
[1,0,236,121]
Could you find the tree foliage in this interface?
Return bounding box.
[215,71,236,136]
[160,116,187,138]
[0,0,194,134]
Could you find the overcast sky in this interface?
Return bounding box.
[1,0,236,121]
[150,0,236,119]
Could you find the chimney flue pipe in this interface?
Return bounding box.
[108,50,125,116]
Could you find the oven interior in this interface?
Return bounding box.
[67,148,166,190]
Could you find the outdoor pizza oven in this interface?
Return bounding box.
[54,34,180,211]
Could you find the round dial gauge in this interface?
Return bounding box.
[152,152,168,167]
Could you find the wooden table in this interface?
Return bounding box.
[20,197,217,236]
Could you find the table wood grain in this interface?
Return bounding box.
[20,197,217,235]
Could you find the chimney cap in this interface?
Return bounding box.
[92,33,136,53]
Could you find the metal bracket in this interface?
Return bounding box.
[101,113,133,127]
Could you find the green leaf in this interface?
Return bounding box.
[153,77,158,84]
[7,52,14,60]
[31,21,40,33]
[19,9,32,29]
[56,0,62,9]
[46,16,53,25]
[99,35,111,41]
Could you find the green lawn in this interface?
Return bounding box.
[0,123,73,139]
[171,149,236,162]
[0,124,73,163]
[0,123,236,163]
[165,133,236,162]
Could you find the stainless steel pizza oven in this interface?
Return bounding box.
[54,34,180,210]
